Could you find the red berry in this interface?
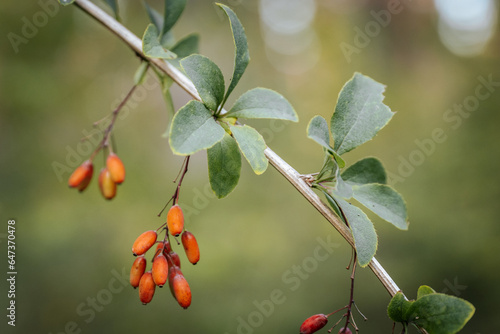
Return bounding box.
[130,256,146,288]
[338,327,352,334]
[167,205,184,236]
[132,230,157,256]
[106,153,125,184]
[181,231,200,265]
[138,271,156,304]
[152,253,168,287]
[68,160,93,191]
[98,167,116,200]
[299,314,328,334]
[170,267,191,309]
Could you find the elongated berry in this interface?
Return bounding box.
[167,204,184,236]
[98,167,116,200]
[132,230,157,256]
[171,269,191,309]
[130,256,146,288]
[181,231,200,265]
[299,314,328,334]
[138,271,156,304]
[106,153,125,184]
[338,327,352,334]
[167,251,181,269]
[68,160,93,191]
[152,253,168,287]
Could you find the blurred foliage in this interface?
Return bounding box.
[1,0,499,333]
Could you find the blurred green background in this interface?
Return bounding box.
[1,0,499,333]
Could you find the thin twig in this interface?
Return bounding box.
[71,3,426,333]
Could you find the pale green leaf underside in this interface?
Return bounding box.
[217,3,250,106]
[342,157,387,185]
[334,197,377,267]
[332,72,394,155]
[58,0,75,5]
[230,125,268,175]
[162,0,186,37]
[407,294,475,334]
[207,133,241,198]
[307,116,345,168]
[169,101,225,155]
[181,54,225,111]
[142,24,177,59]
[352,184,408,230]
[227,88,298,121]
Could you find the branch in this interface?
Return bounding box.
[73,0,402,300]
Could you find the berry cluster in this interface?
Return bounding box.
[129,204,200,308]
[68,152,125,200]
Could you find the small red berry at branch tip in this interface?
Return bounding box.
[181,231,200,265]
[68,160,93,191]
[98,167,117,200]
[338,327,352,334]
[132,230,157,256]
[167,204,184,236]
[106,152,125,184]
[299,314,328,334]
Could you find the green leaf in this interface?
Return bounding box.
[333,167,353,199]
[142,24,177,59]
[230,125,268,175]
[341,157,387,185]
[207,133,241,198]
[180,55,225,111]
[162,0,186,37]
[133,61,149,85]
[323,191,344,221]
[58,0,75,5]
[144,3,163,33]
[171,34,199,58]
[307,116,345,168]
[103,0,120,20]
[216,3,250,107]
[334,197,377,267]
[227,88,298,121]
[160,76,175,138]
[387,292,413,323]
[169,101,225,155]
[352,184,408,230]
[407,293,475,334]
[331,73,395,155]
[417,285,437,300]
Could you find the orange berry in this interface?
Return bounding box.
[167,251,181,269]
[138,271,156,305]
[106,153,125,184]
[98,167,117,200]
[130,256,146,288]
[299,314,328,334]
[68,160,93,191]
[132,230,157,256]
[181,231,200,265]
[152,253,168,287]
[170,268,191,309]
[167,204,184,236]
